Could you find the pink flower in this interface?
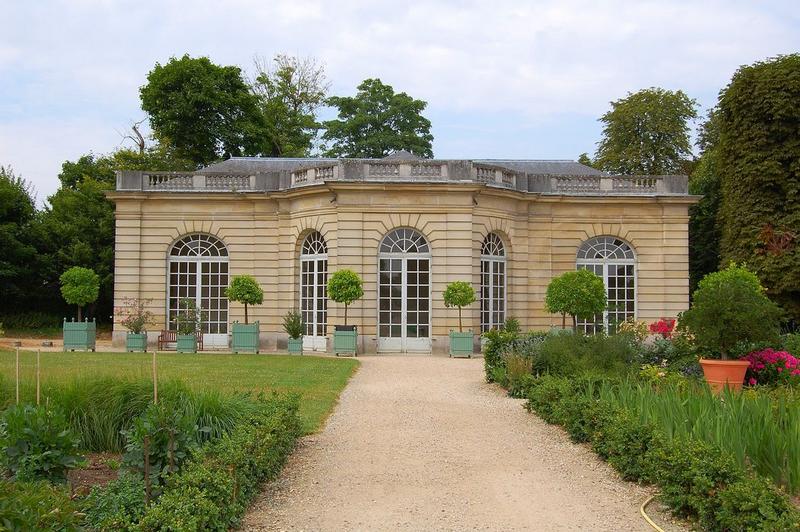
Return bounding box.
[748,377,757,386]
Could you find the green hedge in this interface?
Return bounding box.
[136,393,302,531]
[525,376,800,530]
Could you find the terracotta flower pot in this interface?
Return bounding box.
[699,359,750,393]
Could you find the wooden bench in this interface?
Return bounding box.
[157,330,203,351]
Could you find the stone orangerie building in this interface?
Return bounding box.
[109,151,697,354]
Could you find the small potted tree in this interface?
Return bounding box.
[443,281,477,357]
[60,266,100,352]
[679,263,781,392]
[226,275,263,354]
[119,297,153,352]
[544,269,607,333]
[174,298,202,353]
[328,269,363,356]
[283,310,304,354]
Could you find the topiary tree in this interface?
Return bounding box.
[225,275,263,324]
[59,266,100,321]
[443,281,476,332]
[545,269,607,332]
[678,263,781,359]
[327,269,363,326]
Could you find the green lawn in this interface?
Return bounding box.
[0,350,359,433]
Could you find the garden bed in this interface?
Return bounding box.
[67,452,121,495]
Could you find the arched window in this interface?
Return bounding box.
[378,228,431,352]
[168,234,229,344]
[300,232,328,351]
[576,236,636,334]
[481,233,506,332]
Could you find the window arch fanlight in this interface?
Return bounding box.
[379,228,429,254]
[299,231,328,347]
[170,233,228,258]
[167,233,229,342]
[481,233,506,333]
[301,231,328,256]
[575,235,636,334]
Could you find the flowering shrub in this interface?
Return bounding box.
[617,318,649,343]
[649,318,676,339]
[742,349,800,387]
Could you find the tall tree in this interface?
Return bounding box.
[140,55,265,165]
[594,87,698,175]
[322,78,434,158]
[252,54,329,157]
[688,109,722,294]
[717,54,800,321]
[0,166,39,308]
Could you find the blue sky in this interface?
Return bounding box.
[1,0,798,201]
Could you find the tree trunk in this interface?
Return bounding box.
[561,313,566,329]
[244,303,249,324]
[344,303,348,326]
[572,314,577,333]
[458,306,463,332]
[77,306,83,321]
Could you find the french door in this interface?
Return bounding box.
[300,258,328,350]
[300,231,328,351]
[377,257,431,352]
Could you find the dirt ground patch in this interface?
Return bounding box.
[243,356,686,531]
[67,452,121,496]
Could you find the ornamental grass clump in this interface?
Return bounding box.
[741,348,800,387]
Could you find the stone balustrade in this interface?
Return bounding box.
[116,163,688,196]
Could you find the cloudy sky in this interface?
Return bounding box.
[1,0,798,201]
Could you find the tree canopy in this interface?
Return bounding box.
[717,54,800,321]
[327,269,364,325]
[545,269,607,331]
[679,264,781,359]
[0,167,38,308]
[60,266,100,320]
[443,281,477,332]
[252,54,329,157]
[322,78,434,158]
[594,87,698,175]
[225,274,264,324]
[140,55,265,165]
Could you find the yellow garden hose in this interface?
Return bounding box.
[640,495,666,532]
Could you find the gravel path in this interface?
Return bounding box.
[243,356,682,531]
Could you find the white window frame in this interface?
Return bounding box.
[575,236,636,334]
[299,231,328,351]
[480,233,506,333]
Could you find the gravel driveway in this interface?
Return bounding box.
[243,356,680,531]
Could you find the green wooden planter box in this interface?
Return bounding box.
[449,331,474,358]
[176,334,197,353]
[333,327,357,356]
[232,321,260,353]
[287,337,303,354]
[126,332,148,352]
[63,319,96,352]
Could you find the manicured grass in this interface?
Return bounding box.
[0,350,358,434]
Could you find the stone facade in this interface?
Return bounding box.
[108,156,697,354]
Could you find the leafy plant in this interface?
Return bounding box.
[442,281,476,332]
[0,404,85,482]
[82,471,147,531]
[119,297,154,334]
[544,269,607,331]
[679,263,782,359]
[173,297,203,335]
[226,275,263,324]
[282,310,304,339]
[784,332,800,357]
[122,402,202,492]
[0,479,83,531]
[327,269,363,325]
[59,266,100,321]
